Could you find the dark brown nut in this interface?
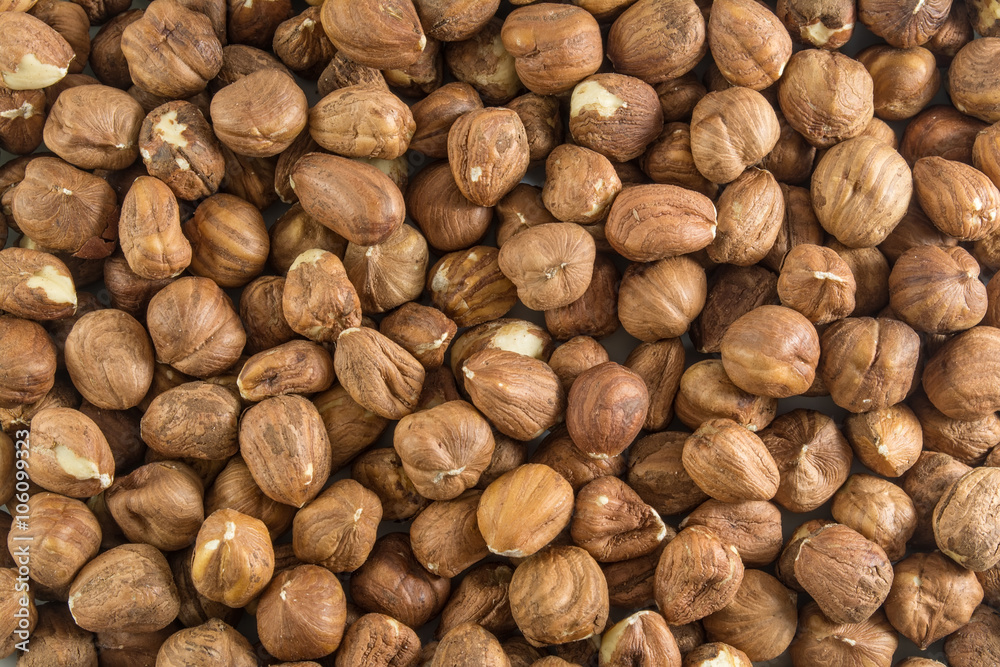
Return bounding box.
[690,265,779,355]
[565,362,647,460]
[858,0,951,47]
[137,100,225,201]
[832,473,916,561]
[571,475,667,563]
[857,45,939,121]
[88,9,143,88]
[709,168,785,266]
[291,152,405,246]
[239,394,332,508]
[408,82,482,158]
[27,407,114,497]
[844,404,923,477]
[64,309,154,411]
[776,243,855,324]
[777,0,855,49]
[976,121,1000,190]
[548,336,608,394]
[498,4,601,97]
[509,545,608,647]
[10,157,118,259]
[255,564,347,662]
[544,252,620,341]
[43,84,143,171]
[379,304,456,372]
[607,0,706,84]
[708,0,791,90]
[343,224,428,314]
[933,467,1000,571]
[0,11,74,90]
[680,499,783,568]
[654,73,706,123]
[15,603,97,667]
[336,613,421,666]
[762,185,824,271]
[350,532,450,628]
[811,136,912,248]
[0,88,46,156]
[225,0,290,49]
[204,455,297,541]
[914,155,1000,240]
[628,431,707,515]
[67,543,179,633]
[0,247,76,321]
[641,122,717,198]
[448,107,529,207]
[758,409,853,513]
[792,523,893,624]
[790,604,897,667]
[654,525,744,625]
[605,183,716,262]
[879,199,959,263]
[393,400,494,501]
[923,326,1000,420]
[618,256,707,342]
[720,305,820,398]
[437,562,515,640]
[948,38,1000,123]
[383,32,443,96]
[211,44,290,92]
[190,508,274,608]
[690,87,779,184]
[475,434,528,491]
[119,176,191,281]
[280,249,360,344]
[528,426,623,495]
[236,340,333,402]
[443,18,521,106]
[682,417,780,503]
[146,276,246,378]
[541,145,620,225]
[405,161,490,252]
[209,69,306,158]
[352,447,429,521]
[505,92,561,162]
[410,490,488,578]
[449,319,553,391]
[320,0,426,70]
[7,492,100,591]
[101,255,170,320]
[616,339,679,432]
[889,244,987,333]
[120,0,223,99]
[312,386,386,475]
[309,86,414,161]
[825,241,890,317]
[779,49,874,148]
[568,73,663,162]
[911,392,1000,465]
[818,316,921,413]
[272,6,334,75]
[900,105,988,167]
[761,113,817,186]
[156,619,255,667]
[105,460,204,551]
[268,205,346,276]
[601,547,665,611]
[884,551,982,648]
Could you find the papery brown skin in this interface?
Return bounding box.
[334,327,425,421]
[448,107,529,207]
[702,570,798,661]
[569,73,664,163]
[204,455,297,541]
[789,603,898,667]
[118,175,191,280]
[142,381,240,460]
[945,604,1000,666]
[409,82,482,158]
[156,619,256,667]
[684,642,752,667]
[543,144,621,224]
[566,362,647,460]
[429,246,518,327]
[273,6,336,75]
[911,392,1000,465]
[900,105,988,167]
[605,183,716,262]
[683,418,780,503]
[691,264,779,354]
[571,475,667,563]
[681,499,784,568]
[282,248,361,344]
[628,431,709,516]
[380,303,457,371]
[410,490,489,578]
[267,204,347,274]
[65,308,153,412]
[831,473,916,561]
[654,525,744,626]
[641,122,718,198]
[449,318,553,391]
[777,243,855,324]
[344,224,428,314]
[859,0,951,47]
[690,87,780,184]
[43,84,144,171]
[351,448,430,521]
[27,406,114,498]
[913,155,1000,240]
[444,17,521,106]
[185,193,269,289]
[393,400,495,501]
[437,562,516,640]
[431,622,508,667]
[606,0,707,84]
[529,424,626,493]
[623,338,684,432]
[105,460,204,551]
[709,0,792,91]
[844,403,924,477]
[933,467,1000,571]
[256,565,347,661]
[406,160,492,252]
[600,610,682,667]
[190,508,275,608]
[618,255,707,342]
[138,100,225,201]
[709,168,785,266]
[335,613,421,667]
[309,85,415,160]
[859,45,940,121]
[543,335,609,394]
[320,0,426,71]
[923,326,1000,420]
[236,339,335,402]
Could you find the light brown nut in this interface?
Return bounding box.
[690,87,779,184]
[890,244,987,334]
[27,407,114,498]
[777,0,855,50]
[914,155,1000,240]
[506,92,562,162]
[844,404,923,477]
[239,395,332,508]
[789,604,898,667]
[911,392,1000,466]
[600,610,681,667]
[0,247,77,321]
[500,4,602,96]
[542,145,621,225]
[606,0,706,84]
[156,619,256,667]
[618,256,707,342]
[675,359,777,434]
[682,418,780,503]
[320,0,426,70]
[708,0,791,90]
[256,564,347,662]
[543,253,619,341]
[945,604,1000,666]
[447,107,529,207]
[67,543,179,633]
[0,88,46,156]
[680,499,783,568]
[351,448,429,521]
[720,305,819,398]
[449,318,552,389]
[811,136,912,247]
[184,193,269,289]
[858,45,940,121]
[605,184,716,262]
[334,327,425,420]
[568,73,663,163]
[832,474,917,561]
[290,152,405,246]
[684,642,752,667]
[209,69,306,158]
[566,362,648,460]
[923,326,1000,420]
[934,467,1000,571]
[900,104,988,167]
[380,303,456,372]
[601,547,665,611]
[43,84,144,171]
[497,222,596,311]
[571,476,667,563]
[641,122,718,198]
[618,338,681,431]
[281,249,361,344]
[141,381,239,460]
[119,175,192,280]
[944,38,1000,123]
[267,204,346,275]
[64,309,154,411]
[203,455,296,542]
[146,276,246,378]
[548,336,609,394]
[777,244,855,324]
[654,525,744,625]
[335,613,420,667]
[430,622,507,667]
[236,340,334,402]
[344,224,428,314]
[190,508,275,608]
[105,460,204,552]
[309,86,415,160]
[0,11,74,90]
[708,168,784,266]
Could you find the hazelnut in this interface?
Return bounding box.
[506,92,562,162]
[879,199,958,263]
[858,45,940,122]
[272,6,335,76]
[529,424,625,493]
[312,384,388,472]
[934,467,1000,571]
[185,193,270,288]
[309,86,415,160]
[568,73,663,162]
[239,394,331,508]
[571,476,667,562]
[948,38,1000,122]
[844,403,923,477]
[281,249,360,344]
[684,642,751,667]
[901,105,988,167]
[379,303,457,372]
[509,545,608,647]
[477,464,574,559]
[945,604,1000,667]
[564,361,647,460]
[710,168,785,266]
[43,84,144,171]
[344,224,428,314]
[191,508,275,608]
[204,455,296,540]
[448,107,529,207]
[904,451,973,547]
[974,120,1000,188]
[600,610,681,667]
[430,622,507,667]
[156,619,256,667]
[689,87,780,184]
[544,253,621,341]
[789,604,898,667]
[761,113,818,186]
[691,265,780,354]
[911,392,1000,465]
[547,336,609,393]
[605,183,717,262]
[137,100,225,201]
[682,418,780,503]
[267,204,346,275]
[350,532,450,628]
[15,603,97,667]
[0,247,77,321]
[606,0,706,84]
[628,431,709,516]
[320,0,426,70]
[682,499,783,568]
[437,562,516,640]
[831,474,917,561]
[141,381,240,460]
[702,570,797,661]
[409,82,482,158]
[602,547,665,611]
[351,447,429,521]
[777,0,855,50]
[654,73,707,122]
[0,11,74,90]
[118,175,192,281]
[890,244,987,335]
[406,161,491,252]
[499,4,601,96]
[542,145,621,225]
[914,155,1000,240]
[146,276,247,378]
[476,434,528,491]
[923,326,1000,420]
[708,0,791,90]
[641,122,718,198]
[27,407,114,498]
[256,565,347,661]
[885,551,983,647]
[449,319,553,391]
[617,339,681,431]
[68,543,179,633]
[334,327,425,420]
[105,460,204,552]
[0,88,46,156]
[335,613,421,667]
[654,525,744,625]
[208,69,306,158]
[777,243,855,323]
[102,254,173,319]
[444,18,522,106]
[618,255,707,342]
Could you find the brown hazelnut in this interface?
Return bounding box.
[708,0,791,91]
[654,525,744,625]
[949,38,1000,123]
[334,327,425,420]
[409,82,482,158]
[857,45,940,122]
[449,319,552,392]
[789,604,898,667]
[15,603,97,667]
[832,474,917,561]
[601,547,665,611]
[267,204,346,275]
[923,326,1000,420]
[627,431,709,516]
[654,73,707,122]
[272,6,335,76]
[0,88,46,156]
[309,86,414,160]
[681,499,783,568]
[190,508,275,608]
[141,381,239,460]
[505,92,561,162]
[709,168,785,266]
[606,183,716,262]
[281,249,360,344]
[379,303,456,372]
[600,610,681,667]
[0,247,77,321]
[690,87,780,184]
[185,193,270,288]
[409,490,488,579]
[27,407,114,497]
[641,122,718,198]
[448,107,529,207]
[777,243,856,323]
[203,455,295,541]
[691,265,780,354]
[156,619,256,667]
[934,467,1000,571]
[911,392,1000,465]
[431,622,507,667]
[542,145,621,225]
[406,161,492,252]
[543,253,620,341]
[105,460,204,551]
[945,604,1000,667]
[761,113,817,185]
[618,256,707,342]
[43,84,144,171]
[443,18,521,106]
[256,564,347,661]
[606,0,706,84]
[344,224,428,314]
[844,403,923,477]
[683,417,780,503]
[320,0,426,70]
[684,642,751,667]
[137,100,225,201]
[777,0,855,50]
[914,155,1000,240]
[547,336,609,393]
[437,562,516,640]
[0,11,74,90]
[900,105,988,167]
[702,570,797,661]
[568,73,663,163]
[351,448,429,521]
[336,613,421,667]
[571,475,667,563]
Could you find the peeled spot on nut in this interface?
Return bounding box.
[599,610,682,667]
[0,247,77,320]
[0,13,75,90]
